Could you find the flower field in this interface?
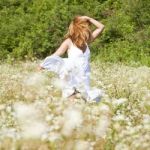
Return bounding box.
[0,61,150,150]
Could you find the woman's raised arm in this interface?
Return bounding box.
[80,16,105,42]
[89,17,105,42]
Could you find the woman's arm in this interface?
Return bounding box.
[52,38,70,56]
[81,16,105,42]
[89,17,105,42]
[37,38,70,71]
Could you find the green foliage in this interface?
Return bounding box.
[0,0,150,66]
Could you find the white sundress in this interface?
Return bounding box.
[40,40,104,102]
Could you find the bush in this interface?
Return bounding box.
[0,0,149,66]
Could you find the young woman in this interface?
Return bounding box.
[39,15,105,102]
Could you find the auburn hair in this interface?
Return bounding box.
[64,15,93,50]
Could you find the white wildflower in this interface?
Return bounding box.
[99,104,110,113]
[13,102,40,121]
[95,115,110,138]
[13,102,48,139]
[115,143,129,150]
[75,140,91,150]
[45,114,54,122]
[143,114,150,124]
[61,106,83,136]
[0,104,5,110]
[21,122,48,139]
[51,77,66,89]
[91,107,99,115]
[112,98,128,106]
[41,133,49,141]
[24,72,46,86]
[112,114,126,121]
[48,132,61,142]
[6,106,12,113]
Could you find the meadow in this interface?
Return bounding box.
[0,60,149,150]
[0,1,150,149]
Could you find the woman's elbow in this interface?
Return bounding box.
[51,52,61,57]
[101,24,105,30]
[100,25,105,33]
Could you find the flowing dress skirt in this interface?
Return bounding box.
[40,54,103,102]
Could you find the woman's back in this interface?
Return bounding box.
[67,39,90,59]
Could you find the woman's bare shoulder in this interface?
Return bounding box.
[64,38,72,48]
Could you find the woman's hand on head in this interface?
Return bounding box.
[79,16,90,21]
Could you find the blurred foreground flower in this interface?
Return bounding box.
[61,106,83,136]
[13,102,49,139]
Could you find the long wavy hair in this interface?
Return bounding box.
[64,15,92,50]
